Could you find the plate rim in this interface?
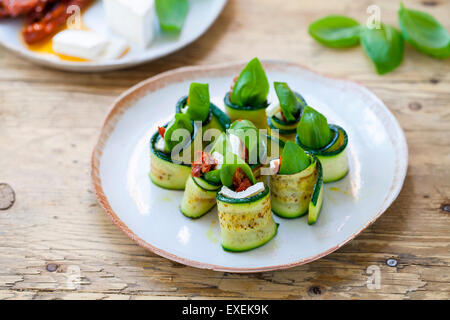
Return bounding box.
[0,0,227,72]
[91,60,409,272]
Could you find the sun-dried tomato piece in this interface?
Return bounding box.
[191,151,217,177]
[158,126,165,138]
[233,167,252,192]
[0,0,40,18]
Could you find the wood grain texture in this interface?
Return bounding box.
[0,0,449,300]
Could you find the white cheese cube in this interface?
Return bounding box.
[52,30,108,60]
[219,182,265,199]
[103,0,155,48]
[99,37,128,60]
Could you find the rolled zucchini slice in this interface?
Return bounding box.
[270,155,323,219]
[266,93,306,142]
[296,124,348,183]
[180,176,221,218]
[149,124,198,190]
[224,92,269,129]
[216,186,278,252]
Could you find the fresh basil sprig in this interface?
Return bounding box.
[186,83,210,122]
[297,106,332,150]
[155,0,189,32]
[274,82,303,122]
[278,141,311,175]
[361,24,404,75]
[164,113,193,152]
[398,3,450,59]
[231,58,269,108]
[308,15,361,48]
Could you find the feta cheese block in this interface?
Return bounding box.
[269,158,281,175]
[99,37,128,61]
[155,136,166,152]
[52,30,108,60]
[218,182,265,199]
[103,0,155,48]
[228,133,246,160]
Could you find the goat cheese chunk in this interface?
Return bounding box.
[229,133,246,160]
[103,0,155,48]
[266,103,281,118]
[212,152,224,170]
[155,137,166,152]
[52,30,108,60]
[219,182,265,199]
[99,37,128,60]
[269,158,281,175]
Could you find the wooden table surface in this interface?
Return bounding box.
[0,0,449,300]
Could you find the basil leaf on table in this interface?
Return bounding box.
[361,24,404,75]
[274,82,302,122]
[308,15,361,48]
[155,0,189,32]
[164,113,193,152]
[230,58,269,108]
[186,82,210,122]
[278,141,311,175]
[297,106,332,150]
[398,3,450,59]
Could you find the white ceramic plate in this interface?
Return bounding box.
[0,0,227,72]
[92,60,408,272]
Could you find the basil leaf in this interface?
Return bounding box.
[155,0,189,32]
[398,3,450,59]
[220,154,256,187]
[164,113,193,152]
[186,82,210,122]
[361,24,404,74]
[278,141,311,175]
[274,82,302,121]
[308,15,361,48]
[204,169,221,184]
[297,106,332,149]
[230,58,269,108]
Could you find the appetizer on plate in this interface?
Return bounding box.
[149,114,197,190]
[216,159,278,252]
[0,0,189,62]
[295,106,349,183]
[266,82,307,142]
[224,58,270,129]
[269,141,324,224]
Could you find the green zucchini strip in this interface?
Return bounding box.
[296,124,348,183]
[149,123,198,190]
[270,155,321,219]
[180,176,220,218]
[216,186,278,252]
[224,92,269,129]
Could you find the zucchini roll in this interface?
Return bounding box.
[180,152,222,218]
[269,141,324,224]
[266,82,307,142]
[295,106,349,183]
[224,58,270,129]
[216,161,278,252]
[149,114,199,190]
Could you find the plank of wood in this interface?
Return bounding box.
[0,0,449,300]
